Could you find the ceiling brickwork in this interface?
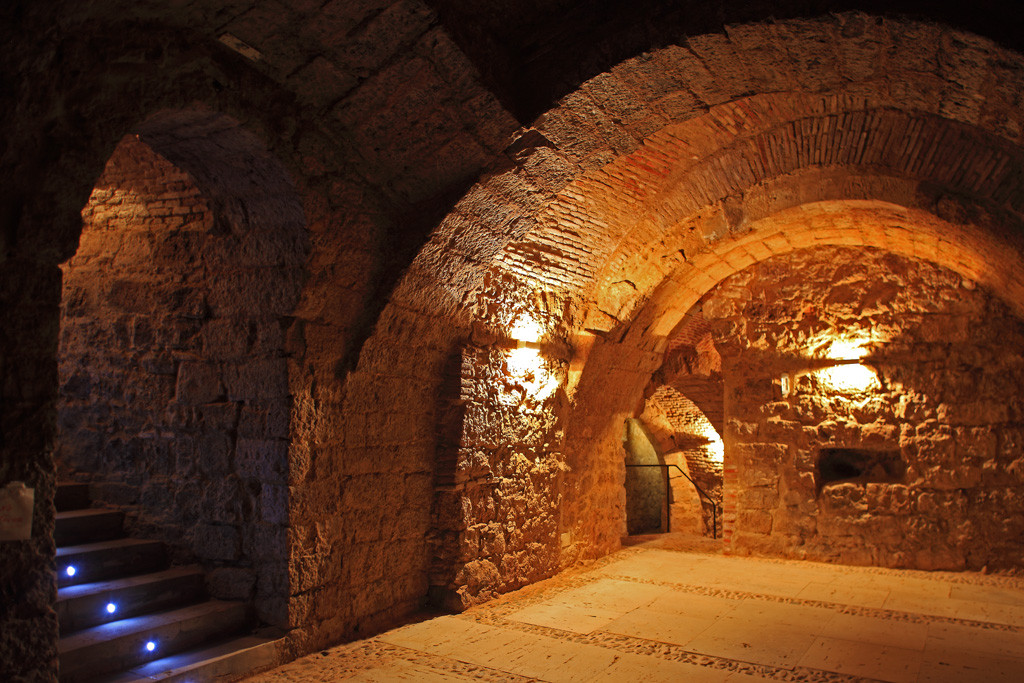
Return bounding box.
[411,17,1024,341]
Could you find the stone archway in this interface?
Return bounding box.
[57,109,308,628]
[388,14,1024,605]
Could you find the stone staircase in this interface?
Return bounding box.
[56,482,285,682]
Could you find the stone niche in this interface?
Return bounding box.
[703,246,1024,571]
[57,128,305,625]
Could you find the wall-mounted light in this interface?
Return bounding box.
[145,641,156,653]
[509,317,543,345]
[505,316,560,400]
[785,331,885,395]
[817,362,879,393]
[811,332,881,394]
[65,565,77,578]
[106,602,117,615]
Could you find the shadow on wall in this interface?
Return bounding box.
[57,109,308,627]
[622,418,667,534]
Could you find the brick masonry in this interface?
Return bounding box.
[5,7,1024,680]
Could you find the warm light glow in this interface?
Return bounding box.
[811,329,884,361]
[509,317,543,344]
[506,347,559,400]
[696,420,725,464]
[827,338,869,361]
[507,346,541,376]
[816,363,879,393]
[805,330,883,394]
[65,566,77,577]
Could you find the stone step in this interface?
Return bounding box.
[57,538,167,588]
[56,482,92,512]
[57,565,206,635]
[56,508,125,546]
[58,600,251,683]
[95,633,285,683]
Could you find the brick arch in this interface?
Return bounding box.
[432,15,1024,572]
[2,23,399,654]
[558,198,1023,560]
[377,14,1024,591]
[627,198,1024,343]
[409,15,1024,337]
[499,103,1024,334]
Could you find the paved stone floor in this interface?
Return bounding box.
[249,540,1024,682]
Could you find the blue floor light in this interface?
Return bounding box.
[106,602,117,614]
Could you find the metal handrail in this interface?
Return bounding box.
[625,463,720,539]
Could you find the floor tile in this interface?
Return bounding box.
[681,615,818,668]
[725,597,838,629]
[821,613,929,651]
[601,606,715,645]
[917,650,1024,682]
[952,598,1024,627]
[925,622,1024,660]
[499,635,620,682]
[883,592,959,618]
[797,580,890,608]
[552,578,672,613]
[507,602,621,634]
[950,583,1024,607]
[642,589,743,619]
[798,635,922,682]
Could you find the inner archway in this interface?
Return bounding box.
[57,110,307,631]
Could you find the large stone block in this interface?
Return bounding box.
[738,509,773,534]
[207,567,257,600]
[195,523,241,561]
[237,438,289,482]
[175,361,224,404]
[223,359,289,401]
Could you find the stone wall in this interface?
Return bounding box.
[704,246,1024,570]
[429,335,569,609]
[58,135,302,625]
[0,257,60,681]
[7,5,1024,680]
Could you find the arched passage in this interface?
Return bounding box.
[396,14,1024,606]
[7,6,1024,679]
[57,109,307,628]
[1,14,419,668]
[562,200,1024,571]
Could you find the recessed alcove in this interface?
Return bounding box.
[817,447,906,493]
